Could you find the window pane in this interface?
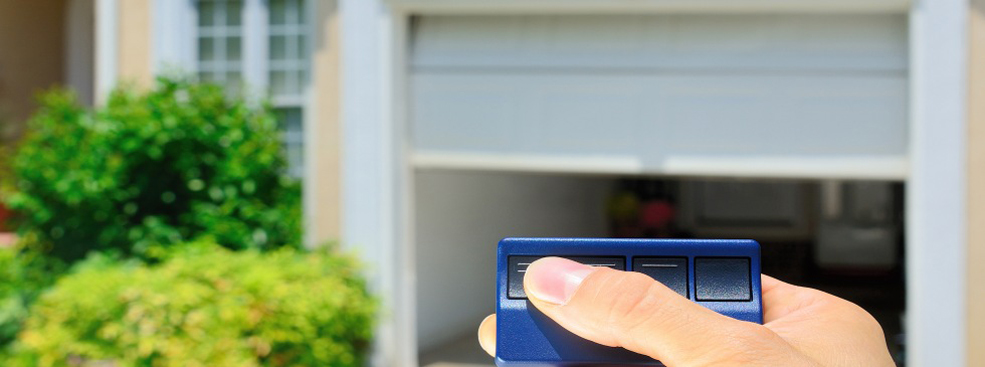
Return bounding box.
[198,37,215,61]
[198,1,215,26]
[276,107,304,178]
[226,0,243,26]
[270,0,287,25]
[227,36,242,60]
[295,34,306,59]
[270,35,287,60]
[226,72,242,94]
[270,70,301,96]
[288,0,301,23]
[286,70,299,95]
[270,70,288,96]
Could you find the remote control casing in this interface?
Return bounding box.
[496,237,762,367]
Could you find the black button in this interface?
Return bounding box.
[633,257,688,297]
[508,256,624,299]
[694,257,751,301]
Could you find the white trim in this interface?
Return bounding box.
[243,0,270,90]
[413,152,644,175]
[340,0,415,366]
[661,156,908,180]
[66,0,96,106]
[907,0,968,366]
[301,0,319,249]
[151,0,197,75]
[412,152,909,180]
[272,95,306,106]
[388,0,910,14]
[95,0,118,104]
[347,1,973,366]
[392,12,419,367]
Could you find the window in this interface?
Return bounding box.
[196,0,243,93]
[269,0,308,99]
[194,0,309,178]
[278,107,304,178]
[269,0,307,178]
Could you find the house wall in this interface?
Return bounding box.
[966,1,985,365]
[0,0,66,143]
[117,0,153,87]
[307,0,343,245]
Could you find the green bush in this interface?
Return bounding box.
[10,241,376,367]
[0,241,63,351]
[1,77,301,261]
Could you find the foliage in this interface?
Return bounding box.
[1,77,302,262]
[9,241,376,367]
[0,240,64,351]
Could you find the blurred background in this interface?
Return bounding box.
[0,0,983,367]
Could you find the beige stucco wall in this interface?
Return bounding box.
[968,1,985,365]
[307,0,343,245]
[117,0,153,88]
[0,0,66,143]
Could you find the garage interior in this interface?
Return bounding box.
[414,172,906,366]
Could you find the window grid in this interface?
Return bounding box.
[278,107,305,178]
[269,0,308,178]
[269,0,307,99]
[196,0,244,93]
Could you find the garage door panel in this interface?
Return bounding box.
[413,73,907,158]
[413,14,907,72]
[414,73,654,154]
[411,14,908,178]
[660,75,908,155]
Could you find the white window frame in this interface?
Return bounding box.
[95,0,118,106]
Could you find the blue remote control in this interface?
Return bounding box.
[496,238,763,367]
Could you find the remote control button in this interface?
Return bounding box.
[508,256,624,299]
[694,257,751,301]
[632,257,688,297]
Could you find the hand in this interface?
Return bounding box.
[477,257,894,367]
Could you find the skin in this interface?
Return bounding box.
[477,257,895,367]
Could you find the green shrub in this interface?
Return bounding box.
[0,240,63,351]
[11,241,376,367]
[1,77,301,261]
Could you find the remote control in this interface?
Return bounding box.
[496,237,762,366]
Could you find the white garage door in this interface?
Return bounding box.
[410,14,908,179]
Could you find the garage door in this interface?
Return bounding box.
[410,14,908,179]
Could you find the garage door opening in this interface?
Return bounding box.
[414,170,906,366]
